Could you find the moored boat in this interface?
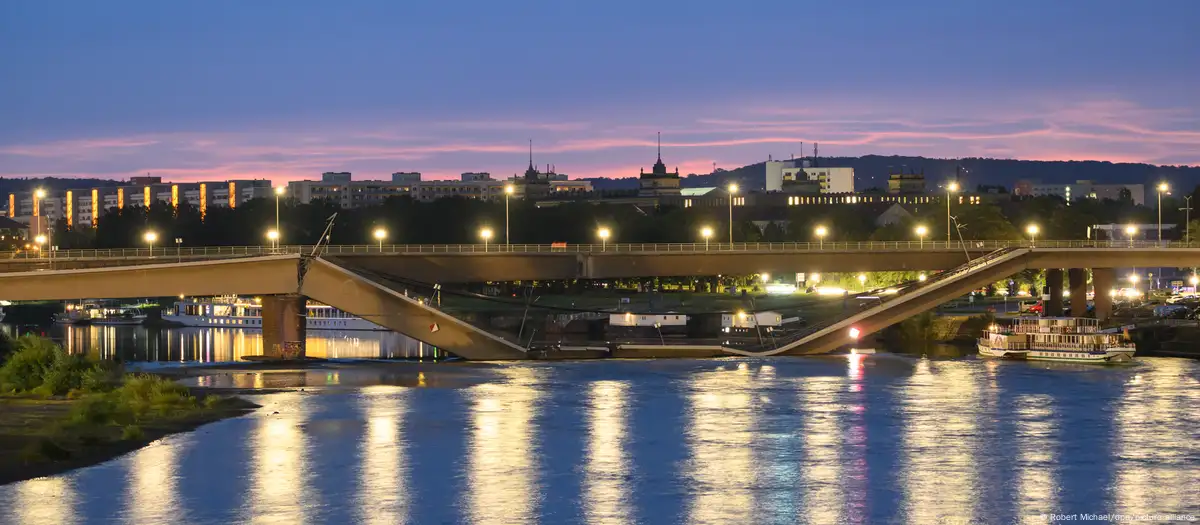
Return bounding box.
[978,317,1135,364]
[163,296,386,331]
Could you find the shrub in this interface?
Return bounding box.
[121,425,144,441]
[0,335,61,393]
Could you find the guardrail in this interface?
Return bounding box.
[3,239,1198,261]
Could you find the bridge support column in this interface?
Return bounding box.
[1045,269,1064,316]
[1092,268,1115,322]
[1068,269,1088,317]
[261,294,306,359]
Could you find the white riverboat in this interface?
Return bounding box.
[978,317,1135,364]
[164,297,387,331]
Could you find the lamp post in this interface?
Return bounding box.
[1181,195,1193,245]
[480,227,493,252]
[373,227,387,252]
[34,234,47,258]
[175,237,182,262]
[858,273,867,291]
[597,227,610,252]
[815,225,827,250]
[915,225,928,249]
[727,183,738,245]
[273,186,285,234]
[946,181,959,242]
[1157,182,1168,243]
[1125,225,1138,248]
[504,184,515,248]
[1026,224,1039,247]
[266,229,279,250]
[33,188,46,240]
[701,226,713,251]
[144,231,158,256]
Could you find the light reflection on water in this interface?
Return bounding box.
[0,356,1197,524]
[6,324,440,362]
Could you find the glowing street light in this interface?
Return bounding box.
[858,273,867,290]
[815,225,828,249]
[1125,224,1138,247]
[915,224,928,249]
[918,272,928,282]
[597,227,611,251]
[761,273,770,283]
[701,226,714,250]
[946,181,960,242]
[32,188,47,238]
[143,231,158,256]
[266,228,280,250]
[1157,182,1169,242]
[34,234,46,257]
[1128,273,1139,284]
[810,272,821,284]
[373,227,387,251]
[1190,275,1199,287]
[1026,224,1039,247]
[727,183,738,245]
[479,227,493,252]
[504,184,515,247]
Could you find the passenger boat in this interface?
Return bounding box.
[978,317,1135,364]
[55,302,146,325]
[164,296,386,331]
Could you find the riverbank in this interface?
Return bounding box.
[0,393,257,486]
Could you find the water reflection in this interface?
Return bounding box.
[356,387,409,525]
[124,441,181,524]
[684,362,758,524]
[900,359,981,524]
[10,478,77,525]
[466,368,543,525]
[1014,395,1056,523]
[244,392,310,525]
[18,324,440,362]
[583,381,630,525]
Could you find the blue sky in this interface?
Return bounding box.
[2,0,1198,183]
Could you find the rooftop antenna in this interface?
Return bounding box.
[657,132,662,162]
[528,139,534,170]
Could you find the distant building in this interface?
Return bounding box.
[638,134,682,197]
[460,172,491,182]
[392,172,422,183]
[0,216,29,251]
[888,173,926,194]
[1014,179,1146,206]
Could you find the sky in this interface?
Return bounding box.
[1,0,1199,184]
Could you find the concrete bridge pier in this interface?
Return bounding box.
[1045,269,1064,316]
[1092,268,1115,322]
[260,294,307,359]
[1068,268,1088,317]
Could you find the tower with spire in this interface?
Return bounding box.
[638,132,681,197]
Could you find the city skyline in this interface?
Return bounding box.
[2,1,1198,185]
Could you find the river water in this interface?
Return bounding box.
[1,349,1197,524]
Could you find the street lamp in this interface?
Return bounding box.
[918,272,927,282]
[33,188,46,238]
[858,273,867,291]
[504,184,515,247]
[1026,224,1039,247]
[727,183,738,245]
[946,181,959,242]
[143,231,158,256]
[34,234,47,257]
[1190,275,1199,287]
[266,229,280,250]
[810,272,821,284]
[597,227,611,251]
[373,227,387,251]
[175,237,182,262]
[814,225,828,249]
[915,224,928,249]
[701,226,714,250]
[479,227,493,252]
[273,186,285,234]
[1157,182,1168,242]
[1125,224,1138,247]
[761,273,770,283]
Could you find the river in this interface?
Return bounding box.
[0,341,1197,524]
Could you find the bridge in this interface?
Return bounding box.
[4,240,1195,282]
[3,242,1198,360]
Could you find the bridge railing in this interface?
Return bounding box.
[3,239,1197,260]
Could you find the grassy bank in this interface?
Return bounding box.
[0,334,257,486]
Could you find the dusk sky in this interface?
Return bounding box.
[2,0,1198,184]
